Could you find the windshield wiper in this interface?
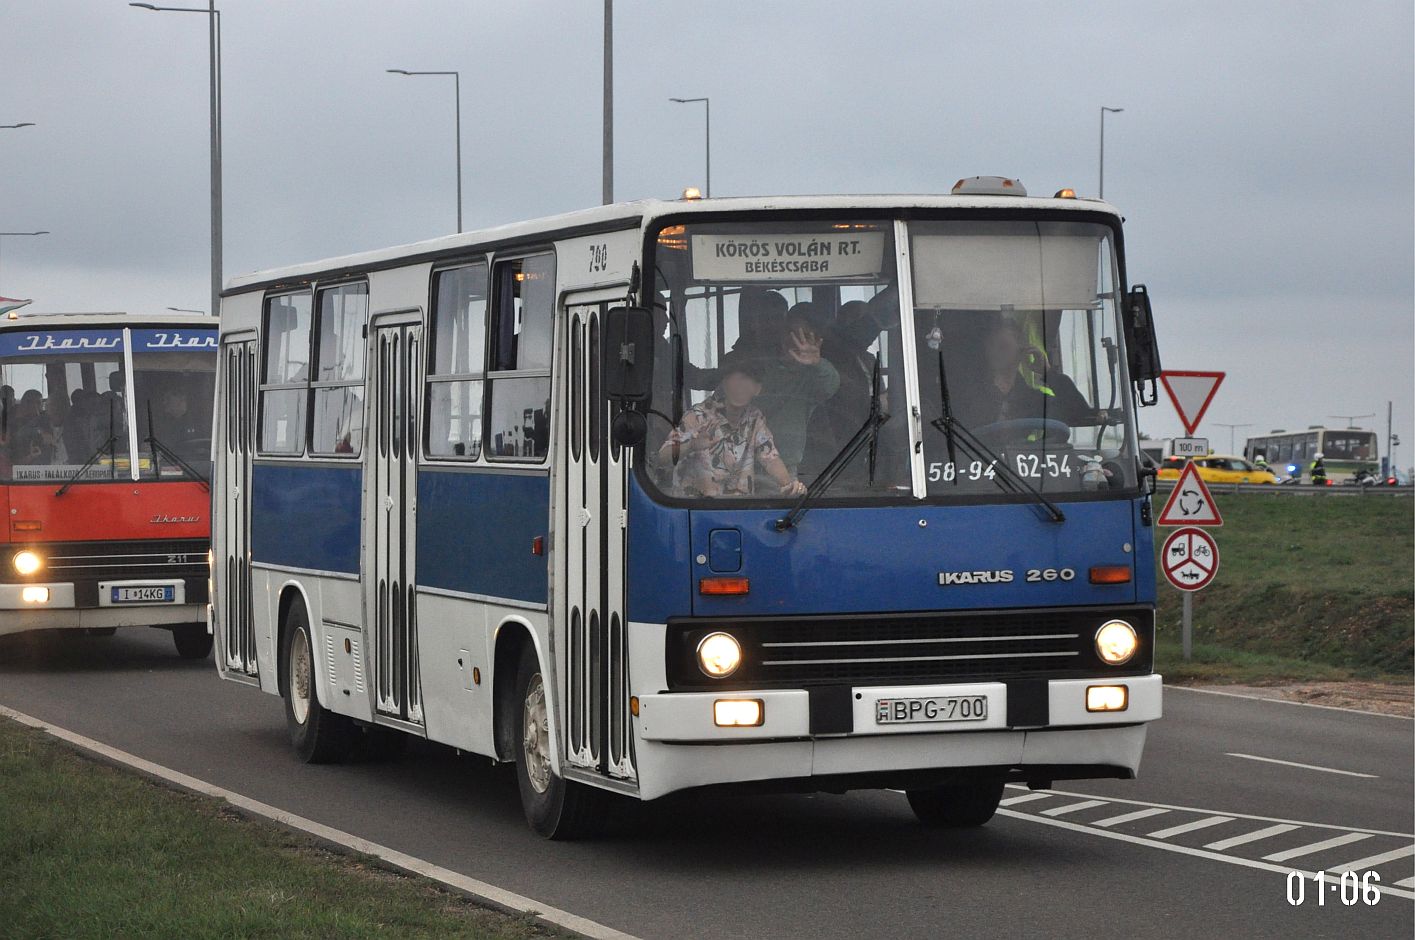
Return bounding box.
[56,398,121,496]
[144,401,209,490]
[931,348,1065,523]
[776,358,890,531]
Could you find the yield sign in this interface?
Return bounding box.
[1158,461,1223,527]
[1159,371,1225,435]
[1161,527,1220,592]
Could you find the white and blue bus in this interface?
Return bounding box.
[212,181,1165,838]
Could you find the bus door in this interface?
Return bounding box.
[561,303,635,783]
[368,313,424,726]
[218,334,258,678]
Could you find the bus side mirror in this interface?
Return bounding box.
[1124,284,1161,406]
[602,306,655,405]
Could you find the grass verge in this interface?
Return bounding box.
[0,719,560,940]
[1154,491,1414,682]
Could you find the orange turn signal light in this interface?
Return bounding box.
[1089,565,1132,585]
[699,577,750,596]
[12,521,41,532]
[1054,188,1077,199]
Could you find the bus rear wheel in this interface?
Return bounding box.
[905,779,1005,828]
[283,605,352,764]
[172,622,212,659]
[513,646,606,840]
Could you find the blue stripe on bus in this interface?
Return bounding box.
[626,490,1149,620]
[250,462,362,574]
[416,469,550,606]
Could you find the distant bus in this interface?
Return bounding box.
[1245,428,1378,482]
[1,312,217,657]
[214,187,1166,838]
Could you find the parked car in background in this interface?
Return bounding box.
[1158,454,1278,485]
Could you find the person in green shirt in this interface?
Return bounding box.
[750,302,840,476]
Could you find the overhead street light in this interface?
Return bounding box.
[387,69,463,232]
[130,2,222,319]
[669,97,711,197]
[0,231,50,295]
[1099,106,1123,199]
[1328,413,1375,429]
[1,123,36,130]
[166,306,205,314]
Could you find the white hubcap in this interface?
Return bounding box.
[522,673,551,794]
[290,628,311,725]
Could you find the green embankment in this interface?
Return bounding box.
[1153,492,1414,682]
[0,720,555,940]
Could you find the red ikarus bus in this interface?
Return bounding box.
[1,312,217,657]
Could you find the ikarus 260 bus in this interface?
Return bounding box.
[212,179,1165,838]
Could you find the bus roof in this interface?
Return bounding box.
[0,311,217,331]
[224,193,1123,296]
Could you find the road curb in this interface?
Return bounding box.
[0,704,643,940]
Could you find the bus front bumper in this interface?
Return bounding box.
[631,674,1161,800]
[0,582,204,634]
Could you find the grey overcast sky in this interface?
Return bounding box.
[3,0,1412,462]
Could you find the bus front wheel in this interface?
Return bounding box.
[172,622,212,659]
[905,779,1005,828]
[512,645,606,840]
[283,605,352,764]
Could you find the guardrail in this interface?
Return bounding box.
[1155,482,1413,498]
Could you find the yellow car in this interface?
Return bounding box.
[1157,454,1278,485]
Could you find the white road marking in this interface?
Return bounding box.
[1168,684,1413,720]
[995,809,1415,902]
[999,791,1053,806]
[0,705,641,940]
[1263,832,1373,863]
[1225,752,1378,779]
[1327,845,1415,874]
[1204,824,1299,851]
[1004,783,1414,839]
[1092,807,1169,828]
[1148,815,1234,840]
[1039,799,1107,817]
[1396,876,1415,889]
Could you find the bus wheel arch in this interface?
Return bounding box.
[276,582,312,700]
[492,617,537,763]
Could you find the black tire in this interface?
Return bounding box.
[172,622,212,659]
[282,605,353,764]
[512,645,607,840]
[905,779,1006,828]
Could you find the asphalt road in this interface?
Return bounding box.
[2,628,1411,940]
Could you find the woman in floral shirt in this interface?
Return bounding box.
[658,357,807,498]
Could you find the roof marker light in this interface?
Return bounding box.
[951,176,1028,197]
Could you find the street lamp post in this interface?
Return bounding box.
[387,69,463,232]
[669,97,711,197]
[1099,106,1123,199]
[603,0,613,204]
[0,231,50,295]
[130,3,222,319]
[1213,422,1253,455]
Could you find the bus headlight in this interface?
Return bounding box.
[1095,620,1138,665]
[697,632,743,678]
[13,550,43,576]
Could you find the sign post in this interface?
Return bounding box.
[1157,370,1226,660]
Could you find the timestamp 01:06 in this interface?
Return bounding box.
[1286,870,1382,906]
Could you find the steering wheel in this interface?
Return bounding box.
[973,418,1071,448]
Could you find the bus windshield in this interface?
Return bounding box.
[1320,430,1376,461]
[646,220,911,502]
[0,326,216,483]
[911,220,1136,496]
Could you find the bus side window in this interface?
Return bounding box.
[258,292,313,455]
[310,282,369,457]
[486,253,554,461]
[426,262,489,459]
